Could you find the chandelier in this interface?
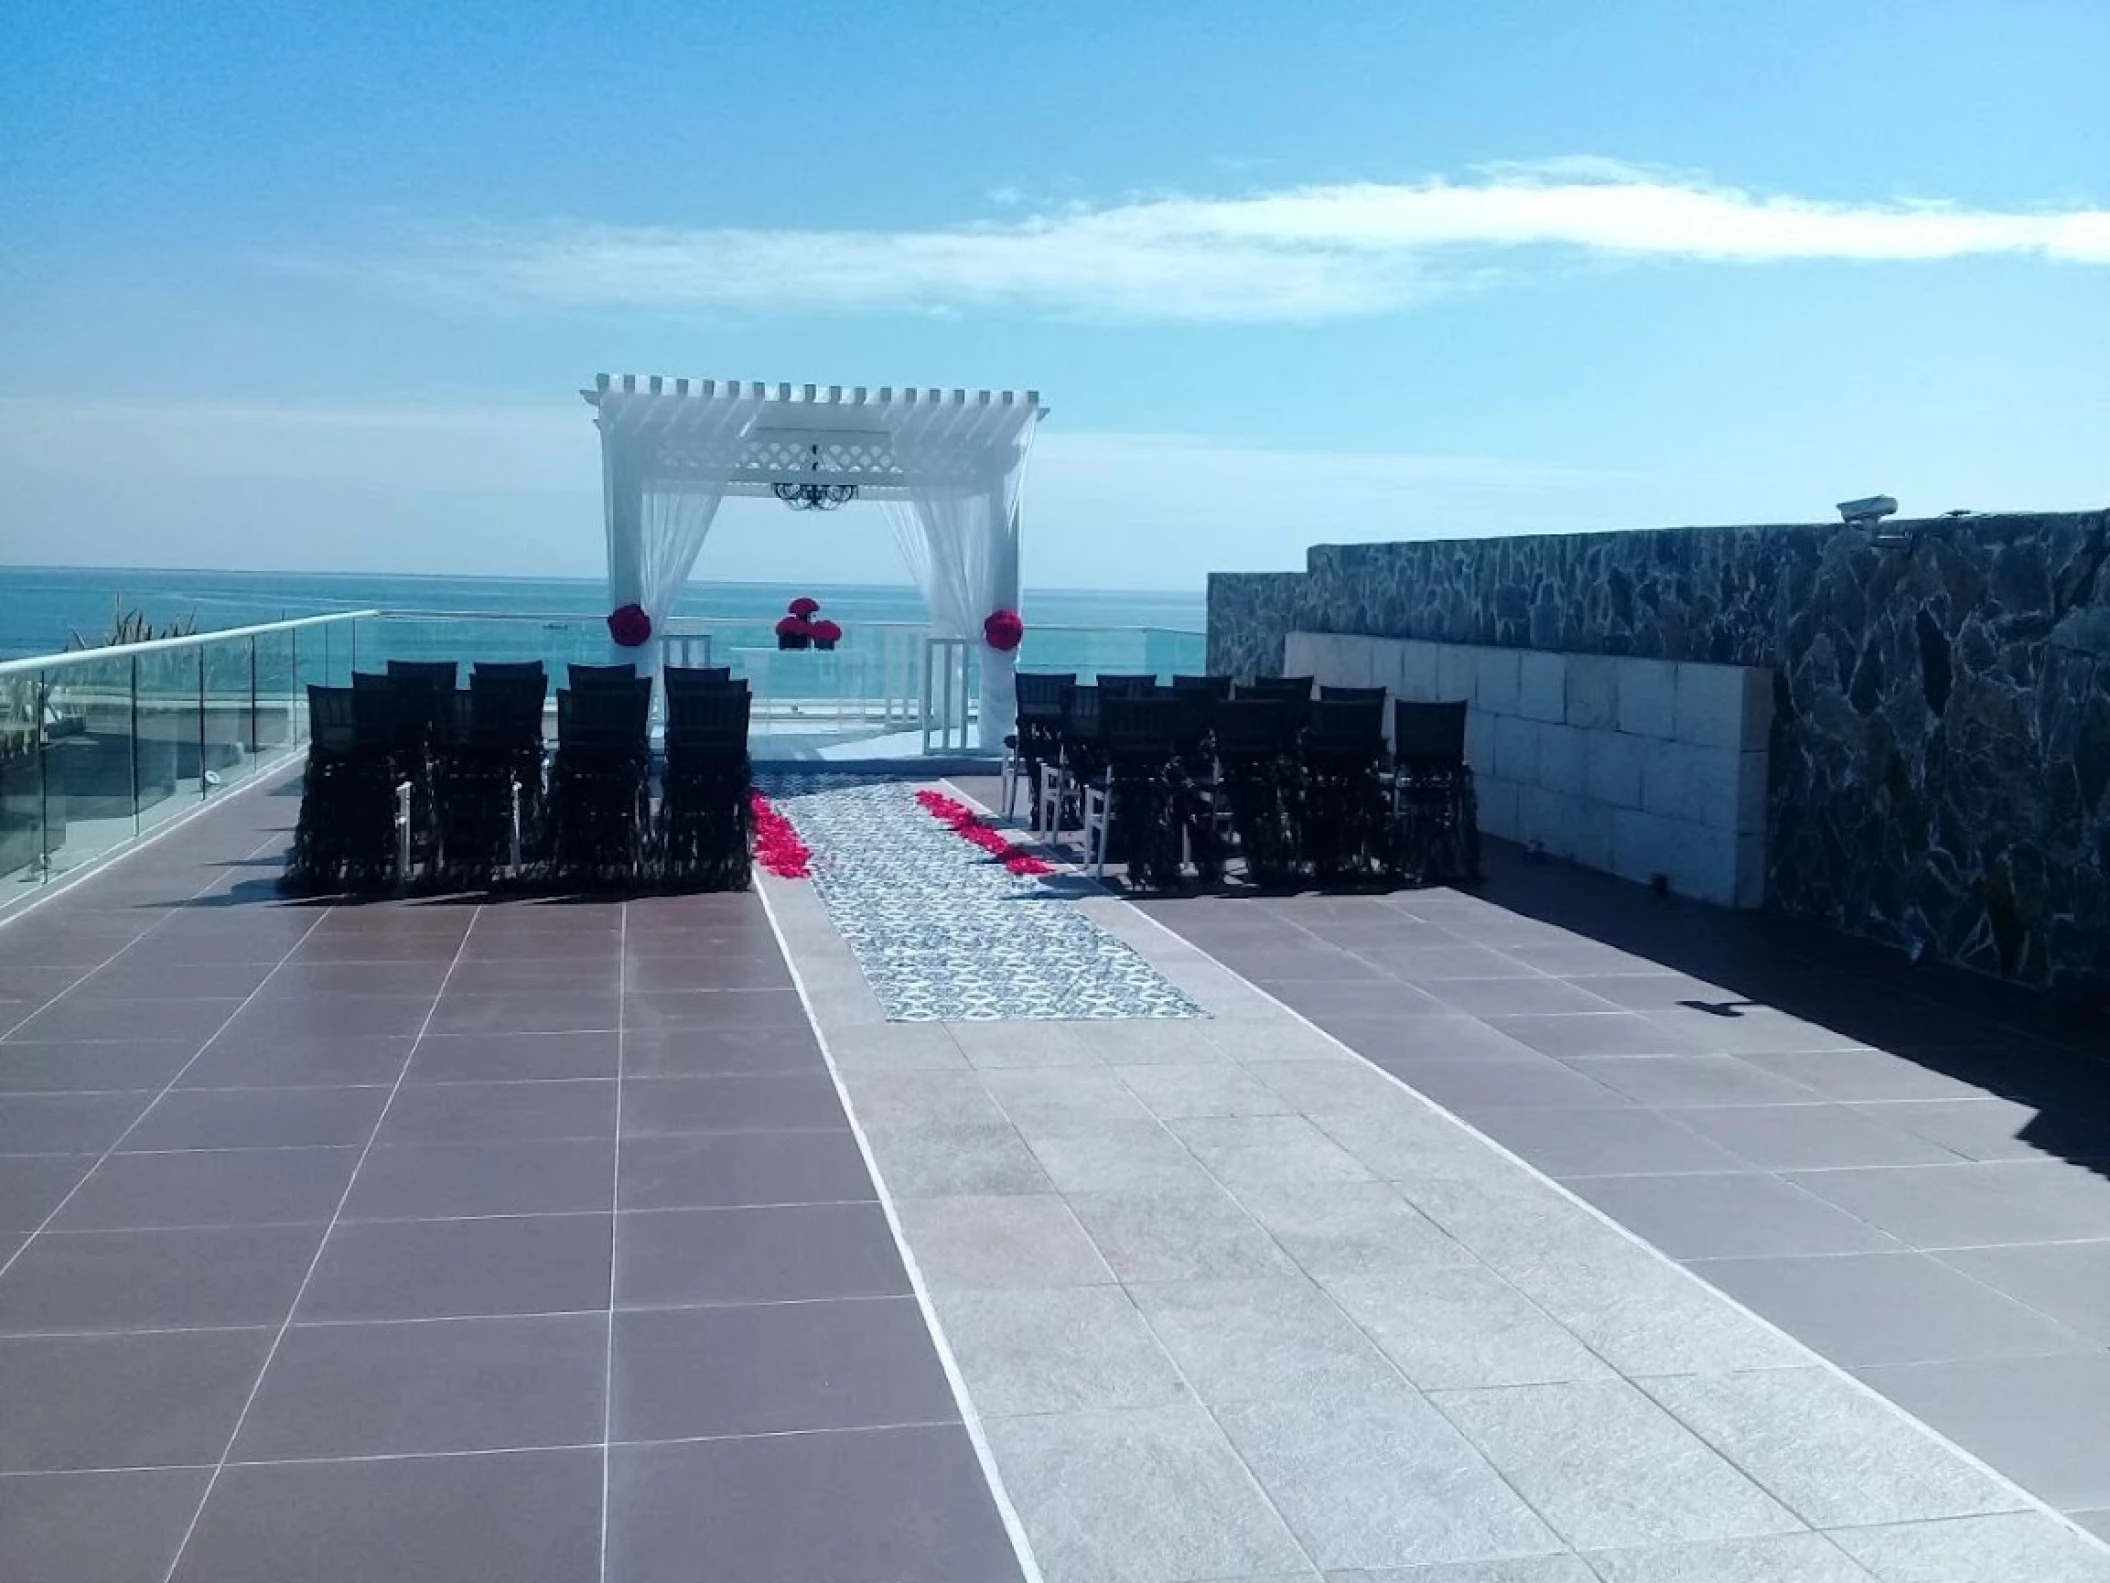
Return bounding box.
[772,443,857,511]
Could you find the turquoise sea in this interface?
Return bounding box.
[0,567,1207,676]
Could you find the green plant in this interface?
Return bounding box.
[67,602,199,651]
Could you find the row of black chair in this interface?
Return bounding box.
[1009,672,1478,891]
[285,660,756,896]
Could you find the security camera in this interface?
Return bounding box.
[1837,495,1898,525]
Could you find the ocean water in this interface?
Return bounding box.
[0,566,1208,689]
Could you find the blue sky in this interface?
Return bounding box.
[2,0,2105,591]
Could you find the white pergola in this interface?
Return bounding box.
[583,374,1046,742]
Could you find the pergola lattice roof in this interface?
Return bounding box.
[583,374,1046,498]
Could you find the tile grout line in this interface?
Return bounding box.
[598,898,627,1583]
[155,899,484,1583]
[0,832,329,1288]
[753,867,1048,1583]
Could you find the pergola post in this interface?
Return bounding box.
[980,478,1023,751]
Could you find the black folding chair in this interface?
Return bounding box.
[659,686,753,891]
[285,684,410,894]
[1238,674,1313,730]
[431,672,549,888]
[567,662,638,690]
[1299,698,1390,882]
[1390,699,1479,885]
[546,685,651,888]
[473,661,546,682]
[1211,697,1300,888]
[1171,674,1233,699]
[1007,671,1075,826]
[1096,673,1158,701]
[1086,695,1184,887]
[663,665,736,696]
[1319,685,1389,704]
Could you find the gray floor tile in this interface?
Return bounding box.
[426,993,620,1036]
[404,1031,619,1083]
[173,1447,603,1583]
[298,1214,610,1321]
[986,1404,1306,1583]
[1828,1512,2110,1582]
[1786,1161,2110,1248]
[615,1202,907,1307]
[824,1023,969,1072]
[1566,1056,1827,1109]
[1433,1378,1802,1550]
[1115,1061,1292,1118]
[1329,1015,1550,1065]
[0,1092,156,1153]
[0,1326,273,1471]
[1857,1098,2110,1164]
[1130,1277,1398,1404]
[233,1312,605,1460]
[1025,1119,1221,1192]
[622,1024,824,1077]
[982,1066,1157,1130]
[1855,1352,2110,1510]
[1235,1183,1475,1279]
[0,1154,100,1232]
[121,1087,390,1151]
[376,1079,617,1144]
[1329,1263,1614,1389]
[1641,1367,2022,1527]
[622,988,801,1033]
[1323,1559,1596,1582]
[0,1467,211,1583]
[895,1194,1113,1290]
[609,1425,1021,1583]
[1070,1019,1228,1065]
[1427,978,1624,1016]
[1668,1104,1962,1170]
[1644,1007,1867,1056]
[1388,1057,1632,1112]
[222,993,433,1040]
[2074,1511,2110,1545]
[1503,1245,1812,1376]
[1309,1104,1514,1183]
[617,1128,873,1210]
[55,1146,360,1230]
[11,995,243,1044]
[1466,1106,1747,1178]
[1069,1187,1300,1283]
[938,1284,1189,1415]
[617,1072,847,1136]
[1938,1242,2110,1346]
[1694,1251,2095,1367]
[950,1021,1100,1067]
[1482,1014,1699,1059]
[0,1041,196,1093]
[1171,1114,1376,1187]
[612,1296,956,1440]
[1244,1058,1418,1115]
[863,1121,1053,1196]
[1580,1533,1877,1581]
[843,1070,1008,1128]
[343,1137,616,1219]
[1219,1379,1560,1570]
[1735,1049,1995,1103]
[1570,1172,1900,1258]
[0,1224,323,1334]
[176,1033,415,1088]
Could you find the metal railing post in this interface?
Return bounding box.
[128,654,140,835]
[196,647,208,799]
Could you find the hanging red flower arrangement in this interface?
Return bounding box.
[750,793,812,879]
[809,618,843,651]
[788,596,822,618]
[915,789,1054,876]
[607,603,653,648]
[983,609,1025,653]
[774,615,813,650]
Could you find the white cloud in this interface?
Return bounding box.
[344,159,2110,323]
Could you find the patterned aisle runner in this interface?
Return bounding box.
[764,775,1203,1021]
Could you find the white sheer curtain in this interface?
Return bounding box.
[883,412,1037,746]
[606,447,725,674]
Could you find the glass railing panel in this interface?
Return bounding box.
[41,652,143,875]
[0,671,51,902]
[253,629,301,773]
[203,636,257,791]
[134,645,206,836]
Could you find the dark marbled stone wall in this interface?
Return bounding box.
[1208,512,2110,1002]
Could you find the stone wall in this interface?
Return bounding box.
[1208,512,2110,1001]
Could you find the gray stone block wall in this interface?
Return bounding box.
[1207,512,2110,1002]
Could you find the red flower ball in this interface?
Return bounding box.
[982,609,1025,653]
[607,603,653,648]
[775,615,812,639]
[788,596,821,618]
[809,619,843,644]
